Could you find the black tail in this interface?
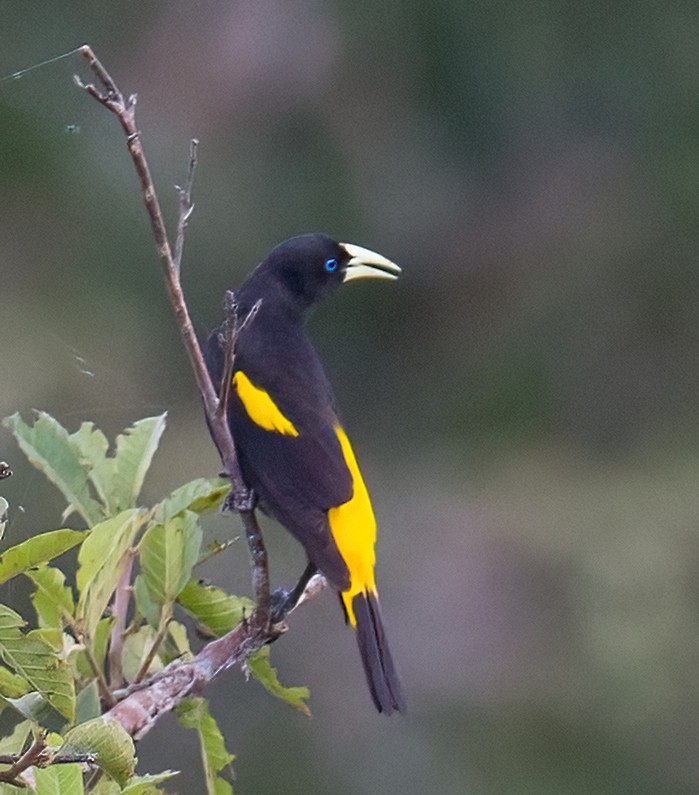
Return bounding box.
[351,591,405,715]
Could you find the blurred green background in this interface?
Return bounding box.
[2,2,699,792]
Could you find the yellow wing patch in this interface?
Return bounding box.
[233,371,299,436]
[328,426,378,626]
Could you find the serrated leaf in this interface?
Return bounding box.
[154,477,229,523]
[121,625,163,684]
[122,772,180,794]
[176,697,235,795]
[0,529,86,586]
[177,580,253,638]
[247,646,311,716]
[0,605,74,721]
[26,564,75,629]
[103,414,167,513]
[69,421,109,509]
[34,763,84,795]
[76,509,142,639]
[0,719,31,755]
[59,717,136,786]
[140,513,202,608]
[3,413,102,526]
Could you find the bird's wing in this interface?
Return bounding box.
[204,325,355,587]
[228,369,353,511]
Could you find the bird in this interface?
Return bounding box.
[204,233,405,714]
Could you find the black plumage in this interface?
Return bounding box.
[205,233,405,714]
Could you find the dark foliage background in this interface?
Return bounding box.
[2,2,699,792]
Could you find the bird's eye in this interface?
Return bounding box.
[324,258,338,272]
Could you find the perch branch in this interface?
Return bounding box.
[107,574,327,739]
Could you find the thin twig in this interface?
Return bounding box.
[0,736,46,784]
[62,611,116,709]
[0,753,97,766]
[133,608,172,685]
[217,293,269,621]
[173,138,198,274]
[109,550,135,689]
[216,291,239,417]
[79,630,117,709]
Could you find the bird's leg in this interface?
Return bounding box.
[271,562,318,623]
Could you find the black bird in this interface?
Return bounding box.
[204,233,405,714]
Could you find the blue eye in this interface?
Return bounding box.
[324,258,338,272]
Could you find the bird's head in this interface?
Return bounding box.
[255,233,401,311]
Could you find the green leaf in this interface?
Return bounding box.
[28,627,63,654]
[0,605,74,721]
[26,564,75,629]
[68,421,109,509]
[164,620,191,663]
[133,574,160,630]
[97,414,167,513]
[3,412,102,526]
[3,692,62,730]
[76,509,142,640]
[247,646,311,717]
[89,782,121,795]
[176,697,235,795]
[139,513,202,608]
[121,625,163,684]
[68,617,114,683]
[75,680,101,724]
[122,772,180,794]
[177,580,253,638]
[34,763,84,795]
[59,717,136,786]
[154,477,229,523]
[0,723,32,793]
[0,663,30,700]
[0,719,31,755]
[0,529,86,586]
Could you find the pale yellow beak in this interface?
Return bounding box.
[340,243,402,282]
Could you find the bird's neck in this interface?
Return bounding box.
[237,272,309,327]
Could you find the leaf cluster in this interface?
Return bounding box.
[0,412,310,793]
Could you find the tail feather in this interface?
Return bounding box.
[351,591,405,715]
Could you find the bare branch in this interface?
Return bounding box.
[75,44,267,605]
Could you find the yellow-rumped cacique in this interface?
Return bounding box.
[204,233,405,714]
